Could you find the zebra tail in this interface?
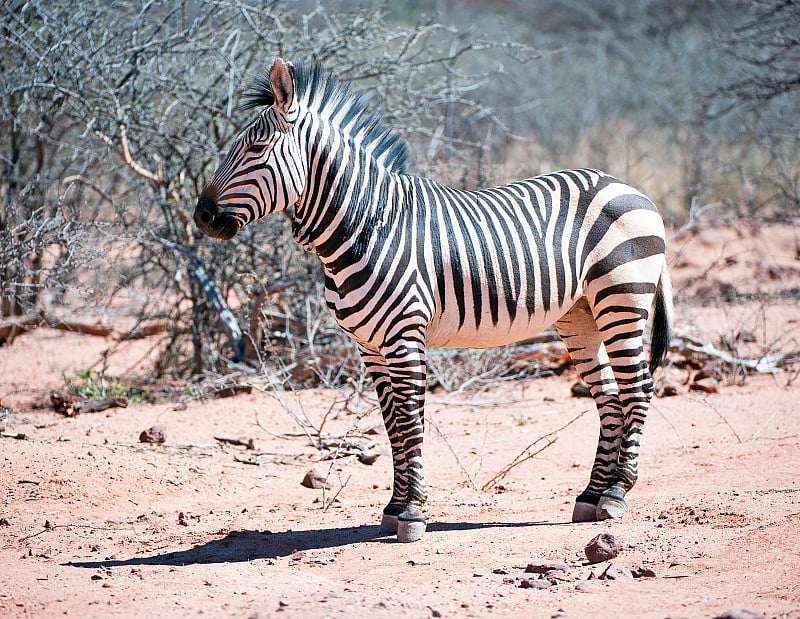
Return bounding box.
[649,261,673,375]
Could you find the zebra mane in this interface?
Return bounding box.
[243,61,407,174]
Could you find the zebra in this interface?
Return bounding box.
[194,58,673,543]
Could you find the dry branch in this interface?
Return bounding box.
[673,333,800,374]
[0,313,170,344]
[482,409,590,492]
[153,236,245,362]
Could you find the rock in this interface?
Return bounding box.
[659,383,680,397]
[689,379,719,394]
[525,560,568,574]
[139,425,166,444]
[301,468,329,489]
[545,569,573,583]
[584,532,621,563]
[712,610,765,619]
[357,451,379,465]
[571,382,592,398]
[630,565,657,578]
[430,609,442,618]
[0,517,10,526]
[519,577,551,589]
[599,564,634,581]
[694,360,724,382]
[575,581,592,591]
[406,558,431,566]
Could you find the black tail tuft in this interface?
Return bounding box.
[649,267,672,375]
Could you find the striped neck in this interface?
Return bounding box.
[291,112,404,266]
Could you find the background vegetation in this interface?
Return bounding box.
[1,0,798,390]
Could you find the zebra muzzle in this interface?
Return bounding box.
[194,194,240,240]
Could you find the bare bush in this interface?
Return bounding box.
[1,1,539,382]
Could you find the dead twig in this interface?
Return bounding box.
[215,436,255,449]
[674,333,799,375]
[428,417,478,491]
[19,523,136,542]
[482,409,590,492]
[322,473,352,512]
[697,397,743,443]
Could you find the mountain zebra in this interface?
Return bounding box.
[194,58,673,542]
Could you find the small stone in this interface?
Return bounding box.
[139,425,166,444]
[599,563,634,581]
[357,451,379,465]
[545,569,573,583]
[91,574,103,581]
[571,382,592,398]
[525,560,568,574]
[301,468,329,489]
[630,565,657,578]
[712,610,765,619]
[431,609,442,618]
[689,379,719,394]
[659,383,680,397]
[0,517,10,526]
[519,577,551,589]
[472,569,488,577]
[584,532,621,563]
[575,581,592,591]
[492,567,509,575]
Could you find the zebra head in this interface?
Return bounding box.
[194,58,305,240]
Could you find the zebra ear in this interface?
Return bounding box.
[269,57,294,117]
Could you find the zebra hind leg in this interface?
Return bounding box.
[555,299,625,522]
[584,267,660,521]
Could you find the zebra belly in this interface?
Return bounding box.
[425,304,564,349]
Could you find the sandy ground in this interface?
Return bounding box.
[1,223,799,619]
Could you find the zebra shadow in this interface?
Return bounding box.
[65,520,566,569]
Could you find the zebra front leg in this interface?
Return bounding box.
[389,338,429,542]
[359,347,407,534]
[360,342,428,541]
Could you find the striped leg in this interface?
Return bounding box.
[593,297,655,520]
[555,298,623,522]
[360,336,428,542]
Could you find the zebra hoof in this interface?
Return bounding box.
[397,519,426,543]
[597,495,628,520]
[380,513,399,534]
[572,501,598,522]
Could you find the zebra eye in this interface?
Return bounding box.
[247,143,268,155]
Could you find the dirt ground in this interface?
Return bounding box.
[1,223,799,619]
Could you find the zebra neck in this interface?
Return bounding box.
[291,142,404,268]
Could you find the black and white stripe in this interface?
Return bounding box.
[195,58,673,541]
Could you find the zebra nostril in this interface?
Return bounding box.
[195,195,217,227]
